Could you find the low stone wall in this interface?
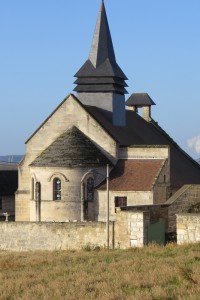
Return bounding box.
[166,185,200,233]
[115,210,150,248]
[177,214,200,244]
[0,222,107,251]
[0,211,149,251]
[121,205,168,229]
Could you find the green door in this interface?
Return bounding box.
[147,219,165,245]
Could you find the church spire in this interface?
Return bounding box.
[88,0,116,68]
[74,1,127,85]
[74,1,128,126]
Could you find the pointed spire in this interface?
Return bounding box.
[101,0,104,11]
[74,1,128,94]
[89,0,116,68]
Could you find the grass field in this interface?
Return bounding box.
[0,243,200,300]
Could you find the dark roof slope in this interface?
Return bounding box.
[85,105,200,188]
[30,126,112,168]
[98,159,165,191]
[0,170,18,196]
[24,92,200,188]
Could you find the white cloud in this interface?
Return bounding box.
[187,136,200,154]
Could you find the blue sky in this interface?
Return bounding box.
[0,0,200,158]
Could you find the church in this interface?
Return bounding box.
[15,1,200,223]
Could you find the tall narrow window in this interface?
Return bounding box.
[87,177,94,201]
[31,178,35,200]
[53,178,61,200]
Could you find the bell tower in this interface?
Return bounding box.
[74,1,128,126]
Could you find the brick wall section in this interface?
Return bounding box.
[177,214,200,244]
[0,211,149,251]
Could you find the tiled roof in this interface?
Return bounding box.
[30,126,112,168]
[98,159,165,191]
[0,170,18,196]
[85,105,200,188]
[25,94,200,188]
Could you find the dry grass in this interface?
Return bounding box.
[0,243,200,299]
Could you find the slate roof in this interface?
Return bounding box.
[74,1,127,94]
[25,92,200,188]
[85,104,200,188]
[98,159,165,191]
[126,93,156,107]
[0,170,18,196]
[30,126,112,168]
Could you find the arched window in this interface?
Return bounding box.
[31,178,35,200]
[87,177,94,201]
[53,178,61,200]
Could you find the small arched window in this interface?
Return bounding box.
[31,178,35,200]
[53,178,61,200]
[87,177,94,201]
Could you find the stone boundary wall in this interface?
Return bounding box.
[129,185,200,234]
[0,222,107,251]
[177,214,200,244]
[114,185,200,240]
[115,210,150,248]
[166,185,200,233]
[0,211,149,251]
[121,205,168,230]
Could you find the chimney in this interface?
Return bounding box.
[126,93,156,122]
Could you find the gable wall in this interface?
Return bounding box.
[16,95,117,221]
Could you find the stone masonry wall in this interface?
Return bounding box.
[29,166,107,222]
[16,95,117,221]
[0,211,149,251]
[166,185,200,233]
[118,146,169,160]
[114,210,150,248]
[96,190,153,222]
[153,159,170,204]
[121,185,200,236]
[177,214,200,245]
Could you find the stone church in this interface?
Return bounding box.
[16,1,200,223]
